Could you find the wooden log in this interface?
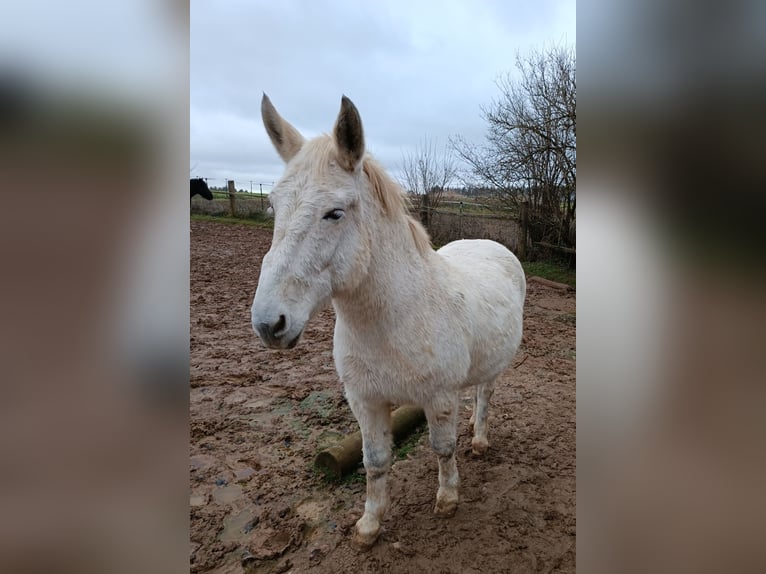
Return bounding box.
[314,405,425,479]
[535,241,576,254]
[527,275,574,291]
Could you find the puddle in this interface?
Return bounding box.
[224,389,249,405]
[243,398,272,410]
[212,484,243,505]
[219,505,259,542]
[190,454,217,472]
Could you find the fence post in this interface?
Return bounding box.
[420,193,431,229]
[518,201,528,260]
[459,201,463,238]
[227,180,236,217]
[259,183,263,210]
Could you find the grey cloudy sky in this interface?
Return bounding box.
[191,0,575,191]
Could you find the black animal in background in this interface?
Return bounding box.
[190,178,213,200]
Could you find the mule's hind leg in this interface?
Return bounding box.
[425,394,460,517]
[347,395,392,549]
[471,380,495,455]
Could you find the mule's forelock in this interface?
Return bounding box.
[333,95,365,172]
[261,93,305,163]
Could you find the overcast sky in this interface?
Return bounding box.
[191,0,575,191]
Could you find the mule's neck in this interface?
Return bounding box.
[332,211,441,327]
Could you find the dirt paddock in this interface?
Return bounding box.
[190,219,576,573]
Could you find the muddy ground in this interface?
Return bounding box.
[190,219,576,573]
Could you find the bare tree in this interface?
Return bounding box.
[399,138,458,228]
[451,45,576,249]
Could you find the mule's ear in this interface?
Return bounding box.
[333,95,365,171]
[261,93,304,163]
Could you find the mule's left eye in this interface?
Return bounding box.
[323,209,345,221]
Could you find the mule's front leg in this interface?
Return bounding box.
[425,396,460,517]
[348,397,392,549]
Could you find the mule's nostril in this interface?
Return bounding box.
[273,314,287,336]
[256,322,272,341]
[254,314,289,345]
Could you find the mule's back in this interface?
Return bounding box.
[437,239,526,386]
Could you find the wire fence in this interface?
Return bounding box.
[190,178,275,195]
[191,180,560,261]
[191,192,270,219]
[427,208,521,252]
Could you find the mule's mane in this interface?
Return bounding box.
[302,135,431,254]
[361,157,431,254]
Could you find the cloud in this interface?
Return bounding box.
[191,0,576,187]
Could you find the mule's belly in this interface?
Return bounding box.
[464,316,523,385]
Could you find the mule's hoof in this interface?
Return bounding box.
[434,489,458,517]
[352,517,382,550]
[352,529,381,550]
[434,497,458,517]
[471,437,489,456]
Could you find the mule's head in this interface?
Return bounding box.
[251,94,372,349]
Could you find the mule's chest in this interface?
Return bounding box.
[332,320,470,401]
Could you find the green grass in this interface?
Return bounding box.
[339,471,366,485]
[522,261,576,288]
[313,460,367,486]
[190,213,274,229]
[314,466,366,487]
[394,423,427,461]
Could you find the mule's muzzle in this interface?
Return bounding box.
[254,314,302,349]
